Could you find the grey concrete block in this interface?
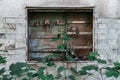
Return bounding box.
[97,39,108,49]
[5,18,16,23]
[97,23,108,30]
[15,33,26,42]
[15,42,26,49]
[5,43,15,50]
[5,29,16,33]
[6,54,26,63]
[97,19,119,24]
[107,30,117,39]
[0,29,6,33]
[15,49,26,54]
[97,33,108,40]
[26,0,95,7]
[4,23,16,30]
[16,23,25,33]
[16,17,26,24]
[108,23,120,30]
[5,33,16,40]
[108,40,118,49]
[7,50,16,54]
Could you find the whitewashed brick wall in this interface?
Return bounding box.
[95,19,120,62]
[0,0,120,80]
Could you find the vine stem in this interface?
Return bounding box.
[64,61,67,80]
[83,73,101,80]
[100,68,104,80]
[83,74,92,80]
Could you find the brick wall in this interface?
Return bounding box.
[0,0,120,80]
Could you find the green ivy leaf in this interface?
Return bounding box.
[27,72,34,79]
[66,54,75,61]
[9,62,29,77]
[114,62,120,67]
[37,67,45,75]
[0,50,8,52]
[64,37,71,41]
[87,56,96,61]
[50,37,61,42]
[47,74,54,80]
[62,31,67,38]
[57,66,65,73]
[40,75,47,80]
[107,67,120,72]
[57,44,64,51]
[22,78,28,80]
[47,61,55,66]
[81,65,98,71]
[105,70,119,78]
[97,59,106,64]
[55,74,62,79]
[90,52,100,57]
[32,73,38,77]
[68,75,76,80]
[79,70,88,75]
[0,67,6,75]
[2,75,13,80]
[70,67,78,75]
[0,56,6,64]
[87,52,99,61]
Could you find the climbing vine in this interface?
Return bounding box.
[0,32,120,80]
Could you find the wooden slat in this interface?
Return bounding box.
[73,46,92,49]
[29,51,66,53]
[29,35,55,39]
[27,8,93,12]
[67,32,92,35]
[67,21,90,24]
[30,24,65,27]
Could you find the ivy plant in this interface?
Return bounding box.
[79,52,120,80]
[50,31,75,61]
[1,31,120,80]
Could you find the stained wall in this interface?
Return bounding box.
[0,0,120,80]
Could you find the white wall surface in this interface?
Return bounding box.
[0,0,120,80]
